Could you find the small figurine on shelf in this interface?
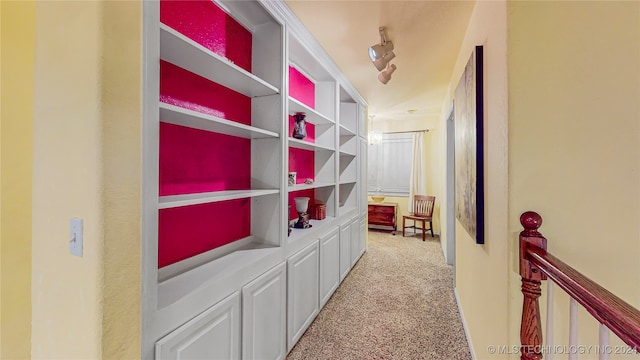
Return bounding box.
[293,197,311,229]
[288,172,297,186]
[292,112,307,139]
[304,178,314,185]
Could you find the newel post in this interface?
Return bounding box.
[519,211,548,360]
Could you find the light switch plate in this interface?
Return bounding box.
[70,218,83,257]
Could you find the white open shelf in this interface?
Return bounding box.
[339,180,357,214]
[160,103,280,139]
[287,216,336,243]
[338,206,358,216]
[339,149,356,157]
[287,182,335,192]
[159,189,279,209]
[157,236,280,308]
[339,153,357,180]
[160,24,280,98]
[288,97,334,125]
[288,137,334,152]
[339,124,356,137]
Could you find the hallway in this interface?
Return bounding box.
[286,230,472,359]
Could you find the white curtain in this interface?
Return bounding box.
[368,133,412,196]
[408,132,426,212]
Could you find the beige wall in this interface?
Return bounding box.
[31,1,142,358]
[1,2,35,358]
[100,1,142,357]
[440,0,510,357]
[507,0,640,356]
[446,1,640,359]
[32,2,104,356]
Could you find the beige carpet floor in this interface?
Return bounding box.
[286,230,472,360]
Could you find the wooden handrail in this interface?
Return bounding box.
[519,211,640,360]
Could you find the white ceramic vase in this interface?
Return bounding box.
[294,197,310,214]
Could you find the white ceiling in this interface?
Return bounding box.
[284,0,475,131]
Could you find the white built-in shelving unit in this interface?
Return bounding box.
[142,1,368,359]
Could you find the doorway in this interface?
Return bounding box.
[445,104,456,284]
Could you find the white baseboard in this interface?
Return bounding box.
[454,288,475,360]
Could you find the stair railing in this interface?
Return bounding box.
[519,211,640,360]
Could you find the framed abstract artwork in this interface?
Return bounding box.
[454,45,484,244]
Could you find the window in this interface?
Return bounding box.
[367,133,412,197]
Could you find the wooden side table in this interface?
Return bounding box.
[367,202,398,235]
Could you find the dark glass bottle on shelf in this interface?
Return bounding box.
[292,112,307,139]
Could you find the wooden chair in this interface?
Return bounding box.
[402,195,435,241]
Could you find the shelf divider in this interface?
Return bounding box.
[159,189,279,209]
[160,103,279,139]
[339,124,356,137]
[288,137,334,152]
[287,182,335,192]
[160,24,280,98]
[288,97,334,125]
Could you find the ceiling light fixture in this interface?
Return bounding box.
[377,64,397,85]
[372,51,396,72]
[368,27,396,72]
[368,115,383,145]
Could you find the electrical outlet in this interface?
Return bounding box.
[70,218,83,257]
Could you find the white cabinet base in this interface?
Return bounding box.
[359,214,367,254]
[339,220,351,282]
[155,292,241,360]
[319,228,340,307]
[350,216,360,267]
[242,262,287,360]
[287,241,320,350]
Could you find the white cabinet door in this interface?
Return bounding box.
[359,214,367,255]
[319,228,340,307]
[287,241,320,350]
[242,262,286,360]
[155,292,240,360]
[350,216,360,266]
[339,220,351,282]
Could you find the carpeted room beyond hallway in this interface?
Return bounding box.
[286,230,472,360]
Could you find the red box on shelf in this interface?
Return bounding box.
[308,203,326,220]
